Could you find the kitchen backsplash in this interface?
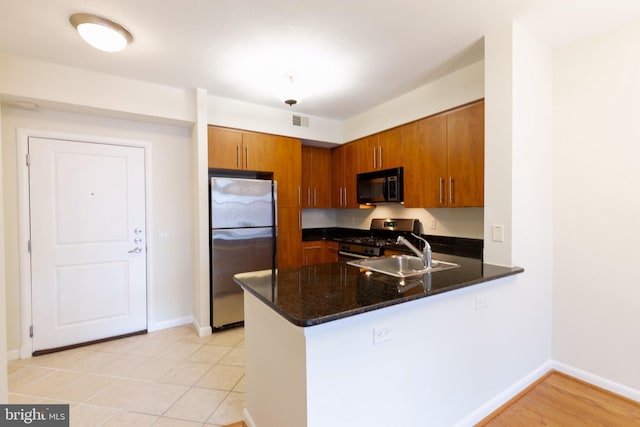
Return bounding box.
[302,205,483,239]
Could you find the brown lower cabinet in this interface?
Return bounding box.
[302,241,323,266]
[302,240,339,265]
[323,241,339,263]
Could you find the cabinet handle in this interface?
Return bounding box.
[379,146,383,168]
[236,144,241,168]
[307,188,311,207]
[373,147,377,169]
[344,187,348,206]
[449,176,454,205]
[439,177,444,204]
[339,187,343,207]
[314,188,317,207]
[245,145,249,168]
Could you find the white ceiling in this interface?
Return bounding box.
[1,0,639,120]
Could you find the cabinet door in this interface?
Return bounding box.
[402,115,447,208]
[277,207,302,268]
[301,146,314,208]
[208,126,242,169]
[301,146,332,208]
[323,241,339,263]
[331,146,344,208]
[243,132,274,172]
[274,136,301,208]
[313,148,332,208]
[446,101,484,207]
[343,143,359,207]
[357,135,378,173]
[302,241,323,266]
[378,127,403,170]
[331,143,359,208]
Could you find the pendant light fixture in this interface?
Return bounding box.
[282,74,301,107]
[69,13,133,52]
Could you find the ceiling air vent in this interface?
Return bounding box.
[292,114,309,128]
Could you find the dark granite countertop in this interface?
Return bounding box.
[234,253,524,327]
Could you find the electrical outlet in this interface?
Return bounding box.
[373,326,392,345]
[475,296,488,310]
[492,225,504,242]
[430,218,436,229]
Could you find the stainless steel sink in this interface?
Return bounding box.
[347,254,459,278]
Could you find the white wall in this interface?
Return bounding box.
[304,277,549,427]
[208,95,343,144]
[0,103,9,401]
[552,19,640,397]
[1,106,195,354]
[334,206,484,239]
[0,53,195,125]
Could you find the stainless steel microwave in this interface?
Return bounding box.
[357,167,404,204]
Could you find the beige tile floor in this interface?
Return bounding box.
[6,325,245,427]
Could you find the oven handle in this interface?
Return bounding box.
[338,251,370,259]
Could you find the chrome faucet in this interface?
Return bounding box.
[396,233,432,269]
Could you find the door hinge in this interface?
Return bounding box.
[26,153,30,166]
[29,325,33,338]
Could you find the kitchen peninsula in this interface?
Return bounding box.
[234,255,523,427]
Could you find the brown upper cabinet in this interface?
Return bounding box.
[301,146,332,208]
[331,143,358,208]
[358,128,403,173]
[403,100,484,208]
[208,126,274,172]
[274,136,302,208]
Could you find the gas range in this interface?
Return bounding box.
[337,218,421,259]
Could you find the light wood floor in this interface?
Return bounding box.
[477,370,640,426]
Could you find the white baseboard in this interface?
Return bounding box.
[454,360,553,426]
[192,317,212,337]
[20,344,33,360]
[553,361,640,403]
[148,315,193,332]
[243,408,256,427]
[6,349,20,361]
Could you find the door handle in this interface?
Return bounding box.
[128,247,142,254]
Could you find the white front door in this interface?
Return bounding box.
[29,137,147,352]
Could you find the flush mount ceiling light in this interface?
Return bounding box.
[69,13,133,52]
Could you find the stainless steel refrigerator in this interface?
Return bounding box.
[210,177,276,329]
